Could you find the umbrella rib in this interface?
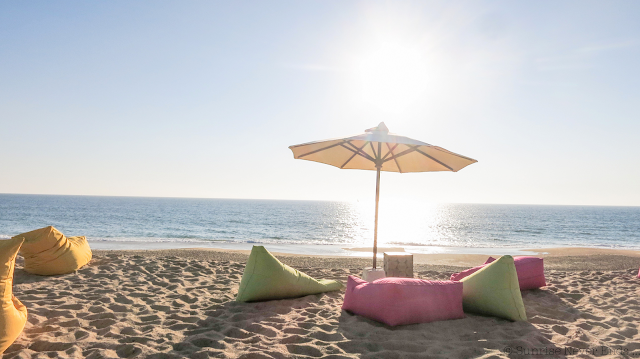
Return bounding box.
[431,147,478,162]
[415,148,455,171]
[340,141,369,169]
[381,143,399,161]
[342,142,376,163]
[385,143,403,173]
[382,146,419,163]
[297,141,346,158]
[369,142,378,161]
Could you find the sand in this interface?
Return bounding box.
[4,248,640,359]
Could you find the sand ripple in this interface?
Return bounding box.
[3,253,640,358]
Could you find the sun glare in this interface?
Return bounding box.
[348,197,444,247]
[356,41,434,114]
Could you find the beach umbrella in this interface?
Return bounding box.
[289,122,477,269]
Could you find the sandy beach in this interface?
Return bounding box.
[4,247,640,359]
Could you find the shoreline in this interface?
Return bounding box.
[92,246,640,271]
[87,240,640,258]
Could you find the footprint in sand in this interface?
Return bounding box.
[116,343,143,358]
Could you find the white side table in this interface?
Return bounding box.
[362,267,386,282]
[383,252,413,278]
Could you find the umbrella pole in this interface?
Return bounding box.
[373,166,381,269]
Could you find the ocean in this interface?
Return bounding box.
[1,193,639,256]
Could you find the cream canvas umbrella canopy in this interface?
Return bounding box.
[289,122,477,268]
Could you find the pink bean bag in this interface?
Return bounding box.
[450,256,546,290]
[342,276,464,326]
[637,267,639,279]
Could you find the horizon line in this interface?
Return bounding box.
[1,192,638,208]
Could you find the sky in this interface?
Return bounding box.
[1,1,639,206]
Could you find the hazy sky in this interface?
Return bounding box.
[1,1,639,206]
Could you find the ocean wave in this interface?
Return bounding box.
[88,237,215,243]
[2,195,639,251]
[513,229,544,234]
[384,241,525,249]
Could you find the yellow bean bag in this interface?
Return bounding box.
[14,226,92,275]
[0,237,28,354]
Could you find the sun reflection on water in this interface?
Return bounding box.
[345,198,458,247]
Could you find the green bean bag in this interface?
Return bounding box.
[236,246,343,302]
[460,255,527,321]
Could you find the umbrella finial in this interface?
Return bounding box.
[365,122,389,133]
